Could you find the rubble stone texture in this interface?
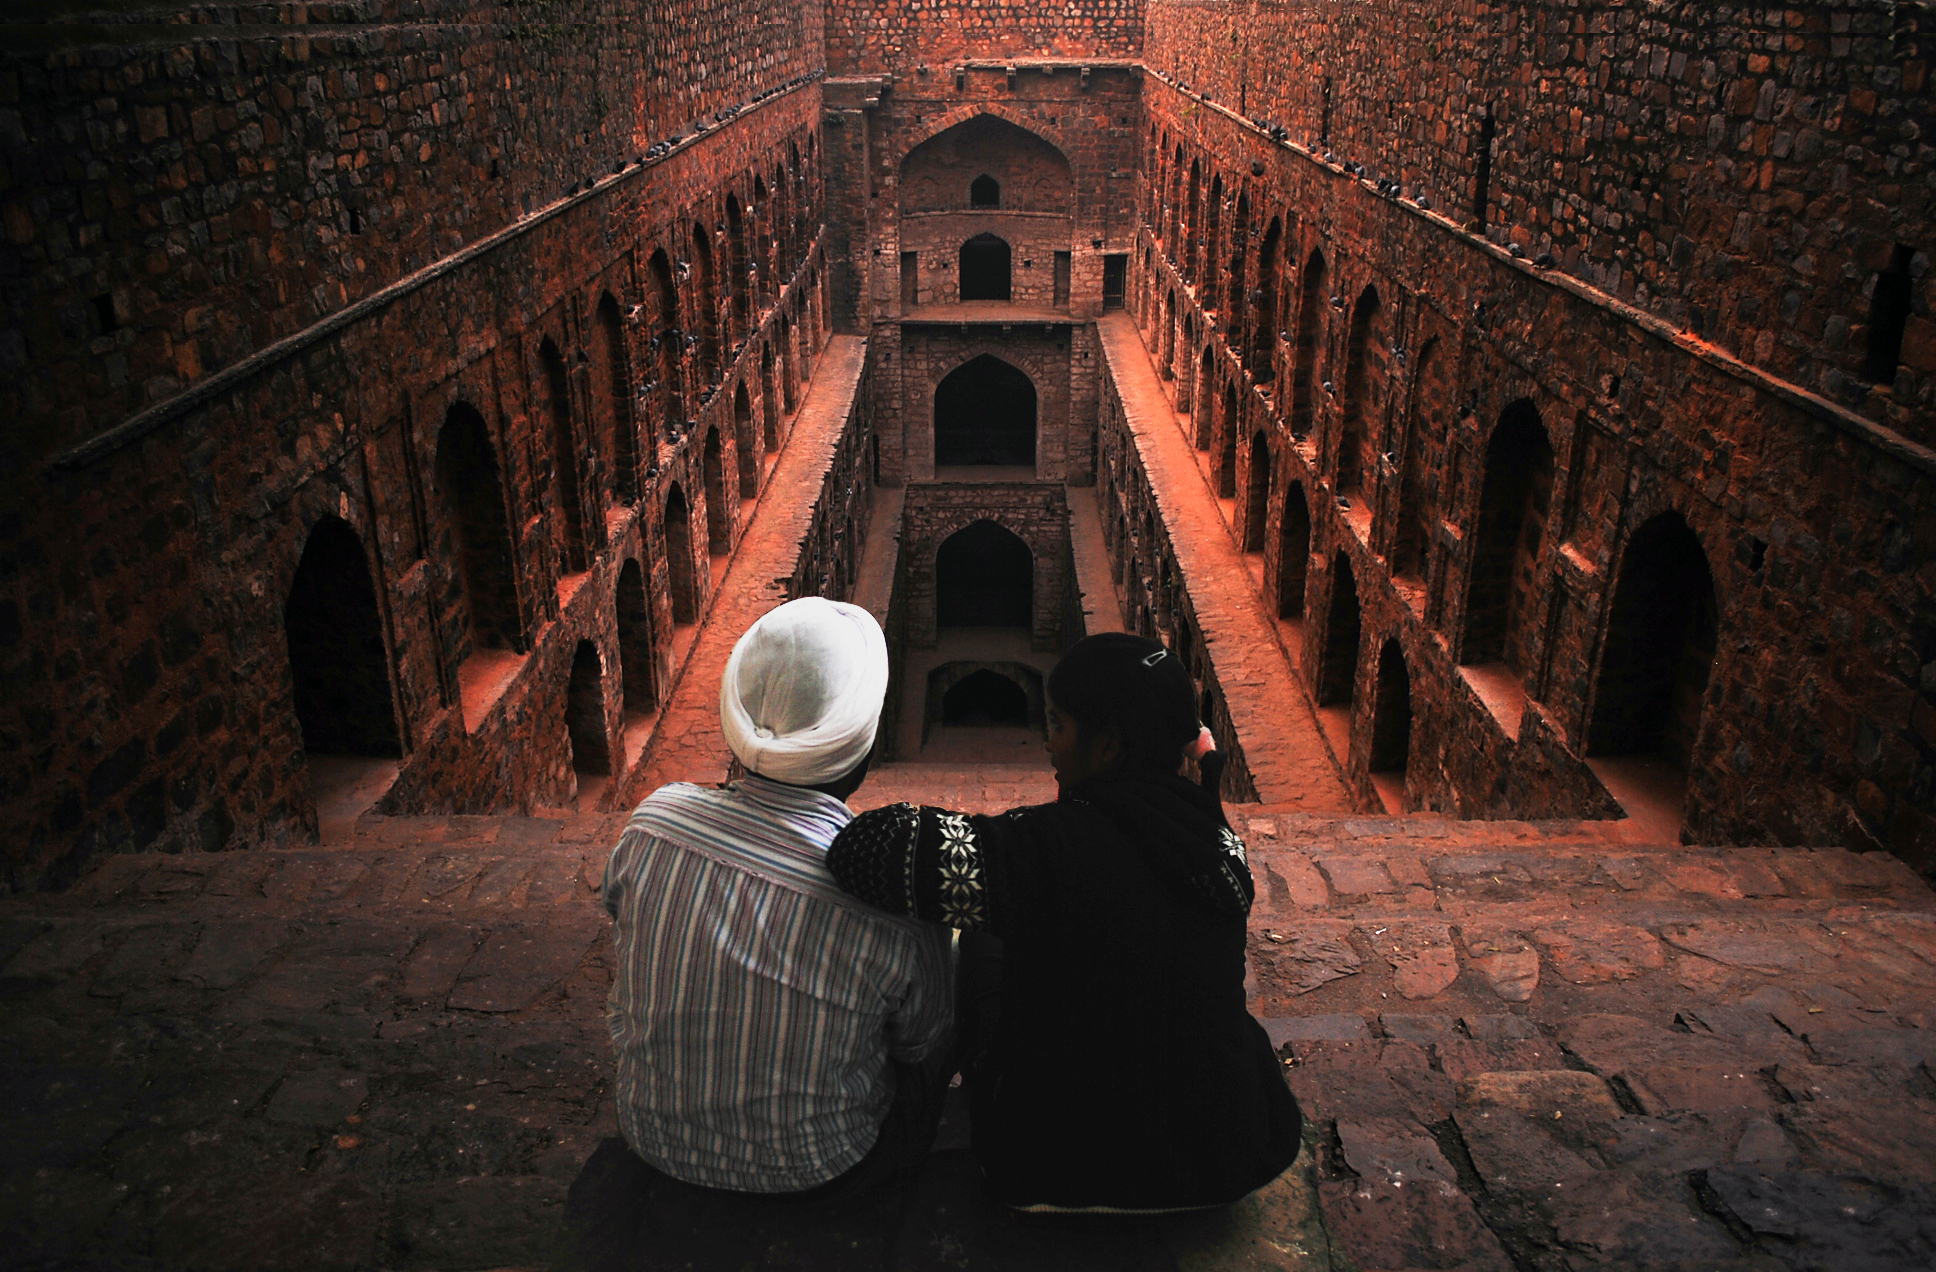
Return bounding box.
[3,1,1934,1269]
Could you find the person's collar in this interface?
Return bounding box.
[736,772,856,823]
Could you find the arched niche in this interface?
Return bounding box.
[1461,400,1554,677]
[934,355,1036,467]
[285,516,400,758]
[564,640,610,776]
[936,520,1033,629]
[959,233,1012,301]
[899,115,1072,217]
[1588,511,1718,772]
[434,402,523,654]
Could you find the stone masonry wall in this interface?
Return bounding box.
[1,8,831,890]
[896,482,1076,651]
[824,0,1144,76]
[1132,62,1933,864]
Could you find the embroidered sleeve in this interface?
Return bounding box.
[828,803,998,932]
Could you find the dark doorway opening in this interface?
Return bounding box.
[943,670,1029,725]
[1245,430,1270,552]
[733,382,759,497]
[1278,481,1312,619]
[1588,512,1718,770]
[970,174,1000,208]
[1369,640,1412,774]
[959,233,1012,301]
[565,640,610,775]
[1461,400,1554,676]
[435,402,524,654]
[935,355,1036,466]
[285,516,400,757]
[702,426,729,554]
[1318,553,1361,706]
[663,483,697,624]
[1865,243,1916,383]
[615,557,657,719]
[937,520,1033,628]
[1102,254,1127,310]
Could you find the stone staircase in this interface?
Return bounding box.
[3,802,1935,1269]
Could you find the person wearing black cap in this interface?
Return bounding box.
[825,632,1303,1214]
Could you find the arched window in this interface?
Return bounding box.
[1251,219,1282,381]
[1461,401,1554,677]
[1193,347,1216,449]
[725,195,750,343]
[285,517,399,757]
[615,558,657,720]
[702,425,730,554]
[960,233,1012,301]
[648,249,683,433]
[594,293,637,504]
[1218,382,1241,498]
[970,174,1000,208]
[760,343,780,449]
[937,521,1033,628]
[1369,640,1413,775]
[564,640,611,776]
[1244,431,1271,553]
[691,223,721,386]
[1226,193,1249,341]
[1588,512,1718,772]
[1318,553,1361,706]
[1288,248,1326,435]
[1278,482,1311,619]
[435,402,523,654]
[733,381,759,497]
[662,484,698,624]
[935,355,1036,467]
[540,336,589,575]
[1337,285,1383,495]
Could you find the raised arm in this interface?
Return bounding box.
[827,802,1002,933]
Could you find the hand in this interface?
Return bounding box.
[1185,725,1217,761]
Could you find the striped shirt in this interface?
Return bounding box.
[602,776,954,1193]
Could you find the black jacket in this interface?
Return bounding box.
[827,774,1302,1211]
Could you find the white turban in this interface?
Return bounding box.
[719,597,890,785]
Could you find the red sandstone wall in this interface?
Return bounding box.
[1131,63,1933,864]
[1145,0,1932,443]
[1,8,831,888]
[824,0,1143,74]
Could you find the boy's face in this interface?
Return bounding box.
[1045,703,1121,788]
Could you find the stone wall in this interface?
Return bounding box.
[1144,0,1933,443]
[882,321,1095,483]
[895,482,1076,651]
[1,9,831,889]
[824,0,1144,75]
[1131,58,1933,860]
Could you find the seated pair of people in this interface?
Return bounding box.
[601,597,1302,1214]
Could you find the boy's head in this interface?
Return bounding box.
[720,597,888,792]
[1045,633,1199,785]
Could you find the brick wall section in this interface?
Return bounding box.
[1144,0,1932,442]
[1132,67,1932,862]
[824,0,1143,75]
[1,11,832,890]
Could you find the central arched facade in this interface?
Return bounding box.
[934,355,1037,467]
[936,520,1034,628]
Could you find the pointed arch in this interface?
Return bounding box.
[1461,400,1554,676]
[725,195,750,344]
[1337,285,1383,495]
[691,222,722,386]
[594,292,638,504]
[1318,552,1362,706]
[960,233,1012,301]
[760,342,780,448]
[1250,218,1282,380]
[285,516,400,757]
[1369,640,1413,775]
[1289,248,1327,437]
[648,248,683,433]
[662,483,698,624]
[1278,481,1312,619]
[564,640,611,776]
[733,381,759,497]
[615,557,657,718]
[1588,511,1718,772]
[435,402,523,653]
[1393,337,1442,580]
[938,520,1033,628]
[1244,430,1271,553]
[1218,381,1240,498]
[540,335,589,575]
[936,355,1036,466]
[1194,347,1216,449]
[702,425,730,554]
[1203,172,1224,311]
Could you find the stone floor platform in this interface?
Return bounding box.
[4,804,1934,1269]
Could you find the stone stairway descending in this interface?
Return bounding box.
[4,803,1935,1270]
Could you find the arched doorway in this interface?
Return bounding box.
[662,483,697,625]
[1250,218,1281,380]
[934,355,1036,467]
[1589,512,1718,771]
[1369,640,1412,774]
[615,558,657,720]
[564,640,610,775]
[702,426,730,554]
[648,248,683,434]
[1218,382,1240,497]
[1289,248,1326,436]
[937,520,1033,628]
[435,402,523,654]
[760,343,780,449]
[540,336,589,575]
[1338,285,1383,495]
[285,517,399,757]
[1244,431,1271,552]
[943,669,1028,724]
[1278,481,1312,619]
[594,292,637,504]
[1194,347,1216,449]
[733,381,759,497]
[960,233,1012,301]
[1461,400,1554,678]
[725,195,750,342]
[1318,553,1361,706]
[691,223,722,385]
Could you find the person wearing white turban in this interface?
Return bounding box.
[589,598,954,1221]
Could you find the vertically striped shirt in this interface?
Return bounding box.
[602,776,954,1193]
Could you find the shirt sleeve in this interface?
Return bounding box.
[883,924,955,1064]
[827,802,1003,933]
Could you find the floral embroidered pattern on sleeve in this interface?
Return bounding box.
[929,810,990,930]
